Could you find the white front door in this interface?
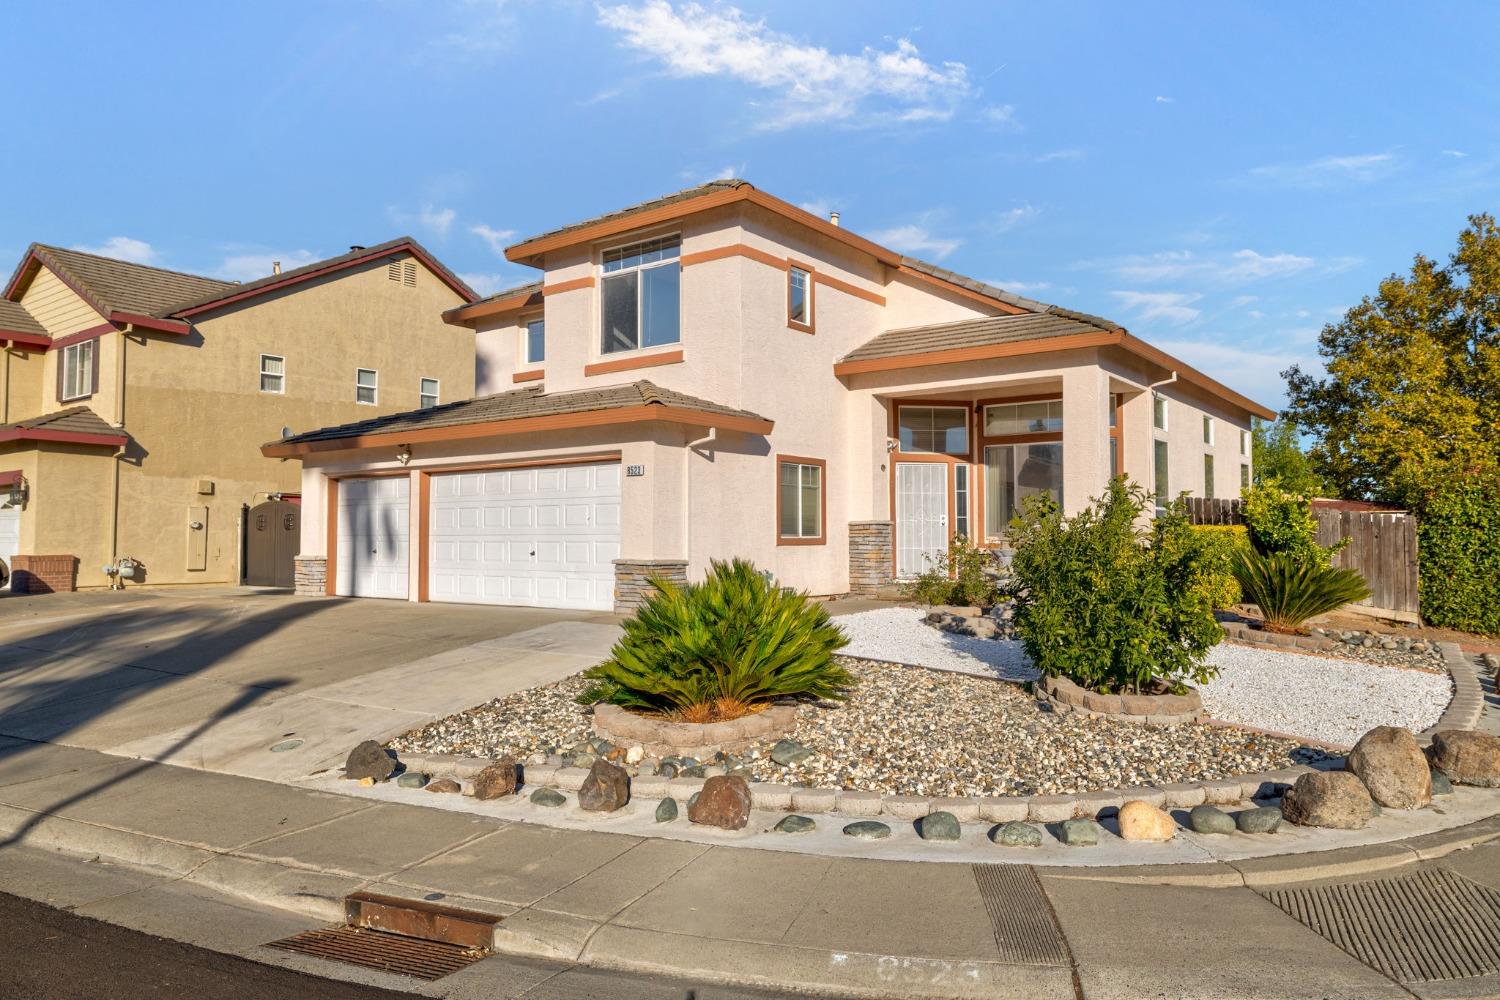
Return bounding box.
[895,462,948,579]
[336,477,410,599]
[0,504,19,591]
[428,461,621,611]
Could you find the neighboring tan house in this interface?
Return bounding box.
[264,180,1272,612]
[0,239,476,591]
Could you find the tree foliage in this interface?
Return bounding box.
[1250,418,1325,495]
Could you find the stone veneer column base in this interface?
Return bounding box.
[294,556,328,596]
[613,559,688,615]
[848,520,893,596]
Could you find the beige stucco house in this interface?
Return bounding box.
[265,180,1273,612]
[0,239,476,591]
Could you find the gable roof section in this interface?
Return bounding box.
[0,300,49,346]
[263,380,773,457]
[0,406,128,448]
[442,280,544,326]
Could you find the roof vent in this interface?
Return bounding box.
[349,245,366,253]
[829,212,841,228]
[272,261,281,275]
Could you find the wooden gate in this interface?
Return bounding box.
[246,500,299,587]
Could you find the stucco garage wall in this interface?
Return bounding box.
[30,445,113,580]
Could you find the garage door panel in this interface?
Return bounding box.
[336,477,410,599]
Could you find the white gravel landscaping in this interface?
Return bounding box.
[832,607,1453,748]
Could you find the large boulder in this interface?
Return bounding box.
[1117,800,1176,841]
[578,759,631,812]
[687,775,752,830]
[473,758,520,800]
[344,741,397,782]
[1426,730,1500,788]
[1346,726,1432,809]
[1281,771,1377,829]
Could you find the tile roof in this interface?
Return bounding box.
[840,309,1122,364]
[896,257,1053,313]
[274,380,772,447]
[2,406,125,438]
[0,299,47,338]
[22,245,234,318]
[508,180,748,256]
[462,280,544,309]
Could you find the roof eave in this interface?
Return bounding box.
[442,289,545,327]
[109,311,191,335]
[0,427,128,448]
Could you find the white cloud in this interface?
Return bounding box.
[1442,149,1467,158]
[988,278,1051,294]
[1229,294,1258,307]
[994,203,1039,232]
[1151,337,1315,409]
[1155,95,1175,104]
[73,236,158,265]
[688,163,746,184]
[1249,152,1396,186]
[798,198,832,218]
[213,249,318,282]
[1100,248,1316,283]
[1222,249,1316,280]
[388,204,458,238]
[596,1,972,128]
[981,104,1020,128]
[470,223,516,256]
[868,223,961,260]
[1035,148,1084,162]
[1111,290,1202,325]
[458,271,532,297]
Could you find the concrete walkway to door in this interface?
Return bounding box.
[0,588,621,782]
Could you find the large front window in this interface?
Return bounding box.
[777,458,824,543]
[898,405,968,455]
[61,340,95,401]
[983,443,1062,538]
[601,235,680,354]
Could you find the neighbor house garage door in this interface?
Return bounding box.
[428,461,621,611]
[336,477,410,599]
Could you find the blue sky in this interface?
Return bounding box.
[5,1,1498,408]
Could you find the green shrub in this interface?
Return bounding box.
[1180,525,1251,609]
[903,535,1002,607]
[1006,477,1223,694]
[1416,473,1500,634]
[1231,550,1370,632]
[578,558,853,721]
[1241,483,1345,564]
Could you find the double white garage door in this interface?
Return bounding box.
[336,462,621,611]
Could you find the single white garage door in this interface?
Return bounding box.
[0,504,19,591]
[429,461,621,611]
[336,476,409,599]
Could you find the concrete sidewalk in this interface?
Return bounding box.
[1,737,1497,1000]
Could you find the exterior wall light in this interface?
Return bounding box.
[4,476,26,508]
[396,444,412,466]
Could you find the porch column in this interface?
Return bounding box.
[1061,365,1110,515]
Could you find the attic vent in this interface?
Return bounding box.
[388,260,417,287]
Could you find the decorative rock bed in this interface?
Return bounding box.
[1036,674,1204,725]
[592,702,799,758]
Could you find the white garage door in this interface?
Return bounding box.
[0,505,18,591]
[429,461,621,611]
[336,477,409,599]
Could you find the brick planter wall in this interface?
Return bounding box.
[293,556,327,596]
[613,559,687,615]
[592,703,799,758]
[10,555,78,594]
[848,520,893,596]
[1037,674,1203,725]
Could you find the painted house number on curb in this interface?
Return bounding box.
[828,953,982,984]
[625,465,645,477]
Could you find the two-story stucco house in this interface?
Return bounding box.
[0,238,476,591]
[264,180,1273,612]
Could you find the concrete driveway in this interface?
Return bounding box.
[0,588,620,783]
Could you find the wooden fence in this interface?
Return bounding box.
[1183,498,1420,622]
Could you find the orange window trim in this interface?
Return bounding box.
[776,453,827,546]
[681,242,887,308]
[324,478,339,597]
[542,276,595,297]
[512,369,545,383]
[582,349,683,377]
[787,258,816,335]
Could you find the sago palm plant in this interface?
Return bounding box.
[1231,549,1370,633]
[579,558,853,721]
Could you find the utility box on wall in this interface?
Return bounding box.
[187,505,208,571]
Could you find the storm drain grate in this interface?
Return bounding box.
[971,864,1071,967]
[266,926,488,980]
[1262,867,1500,983]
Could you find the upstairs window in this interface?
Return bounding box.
[356,368,378,405]
[60,340,95,401]
[898,405,969,455]
[601,234,680,354]
[259,354,285,394]
[1153,393,1168,431]
[525,318,545,364]
[1240,429,1250,456]
[1203,415,1215,445]
[419,377,439,409]
[788,265,813,330]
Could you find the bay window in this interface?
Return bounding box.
[601,235,680,354]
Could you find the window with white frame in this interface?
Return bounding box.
[1153,393,1168,431]
[59,340,94,401]
[419,377,439,409]
[954,464,971,540]
[1203,415,1215,445]
[525,318,545,364]
[1153,439,1170,515]
[788,266,812,327]
[356,368,378,405]
[1240,428,1250,456]
[259,354,285,394]
[601,234,680,354]
[898,405,969,455]
[777,459,824,542]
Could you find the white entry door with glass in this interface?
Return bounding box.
[895,463,948,578]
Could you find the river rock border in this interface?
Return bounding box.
[1035,674,1203,725]
[592,703,799,758]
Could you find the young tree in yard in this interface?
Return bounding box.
[1250,417,1326,495]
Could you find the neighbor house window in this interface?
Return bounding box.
[984,400,1063,436]
[954,464,971,540]
[60,340,95,401]
[777,457,824,544]
[1153,393,1168,431]
[1154,439,1170,514]
[788,265,812,330]
[525,318,545,364]
[1203,415,1215,445]
[601,234,680,354]
[1240,429,1250,456]
[1204,453,1216,499]
[356,368,378,404]
[898,405,969,455]
[984,443,1062,538]
[259,354,285,394]
[419,377,439,409]
[1241,463,1251,489]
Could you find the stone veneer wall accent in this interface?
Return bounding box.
[1037,674,1203,725]
[10,555,78,593]
[294,556,327,596]
[593,703,799,758]
[613,559,688,615]
[848,520,893,596]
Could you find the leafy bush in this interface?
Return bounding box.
[1006,477,1223,694]
[1232,550,1370,632]
[903,535,1002,607]
[579,558,853,721]
[1179,525,1251,609]
[1241,483,1345,564]
[1416,473,1500,634]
